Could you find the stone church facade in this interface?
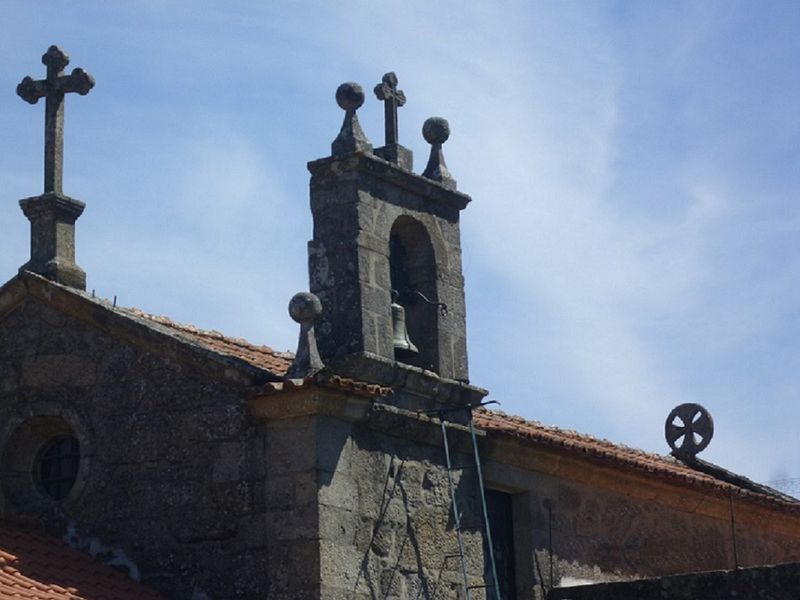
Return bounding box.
[2,48,800,599]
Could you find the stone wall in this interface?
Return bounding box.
[315,407,490,599]
[311,402,800,600]
[5,286,800,600]
[547,561,800,600]
[0,295,316,599]
[479,438,800,598]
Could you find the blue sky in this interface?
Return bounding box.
[1,2,798,485]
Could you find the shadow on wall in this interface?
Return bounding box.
[527,476,800,593]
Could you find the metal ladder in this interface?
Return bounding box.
[437,403,502,600]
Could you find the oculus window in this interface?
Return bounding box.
[35,435,80,501]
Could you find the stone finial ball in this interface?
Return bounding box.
[336,82,365,111]
[422,117,450,145]
[289,292,322,324]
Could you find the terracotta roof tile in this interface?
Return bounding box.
[474,408,800,511]
[0,520,163,599]
[120,307,294,376]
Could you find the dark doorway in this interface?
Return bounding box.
[485,488,517,599]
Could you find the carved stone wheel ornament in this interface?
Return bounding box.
[665,403,714,459]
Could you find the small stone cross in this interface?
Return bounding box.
[17,45,95,194]
[372,72,412,169]
[374,72,406,148]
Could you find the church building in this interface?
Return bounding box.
[2,46,800,600]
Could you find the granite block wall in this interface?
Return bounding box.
[315,406,800,600]
[5,292,800,600]
[0,297,315,599]
[316,412,490,600]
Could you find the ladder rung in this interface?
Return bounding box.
[447,464,476,470]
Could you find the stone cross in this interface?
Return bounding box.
[17,45,95,194]
[373,72,412,169]
[374,72,405,147]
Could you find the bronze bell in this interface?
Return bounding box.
[392,299,418,356]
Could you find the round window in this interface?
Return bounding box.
[35,435,80,500]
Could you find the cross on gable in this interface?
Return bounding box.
[374,72,406,148]
[17,45,95,194]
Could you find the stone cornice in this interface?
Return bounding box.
[308,151,471,214]
[19,191,85,221]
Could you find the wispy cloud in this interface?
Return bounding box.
[0,1,798,481]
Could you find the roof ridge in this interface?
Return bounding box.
[122,307,293,357]
[474,408,800,511]
[476,407,673,463]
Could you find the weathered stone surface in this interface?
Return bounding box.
[421,117,456,190]
[474,431,800,598]
[307,150,472,392]
[315,407,493,600]
[373,72,413,170]
[18,192,87,289]
[286,291,324,378]
[17,45,95,195]
[15,46,94,290]
[20,353,95,388]
[331,82,372,156]
[4,282,800,599]
[0,292,316,599]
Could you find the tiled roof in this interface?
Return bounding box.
[0,519,163,600]
[121,307,294,376]
[473,409,800,510]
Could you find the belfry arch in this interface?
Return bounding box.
[389,216,440,372]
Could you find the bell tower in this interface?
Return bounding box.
[307,75,482,406]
